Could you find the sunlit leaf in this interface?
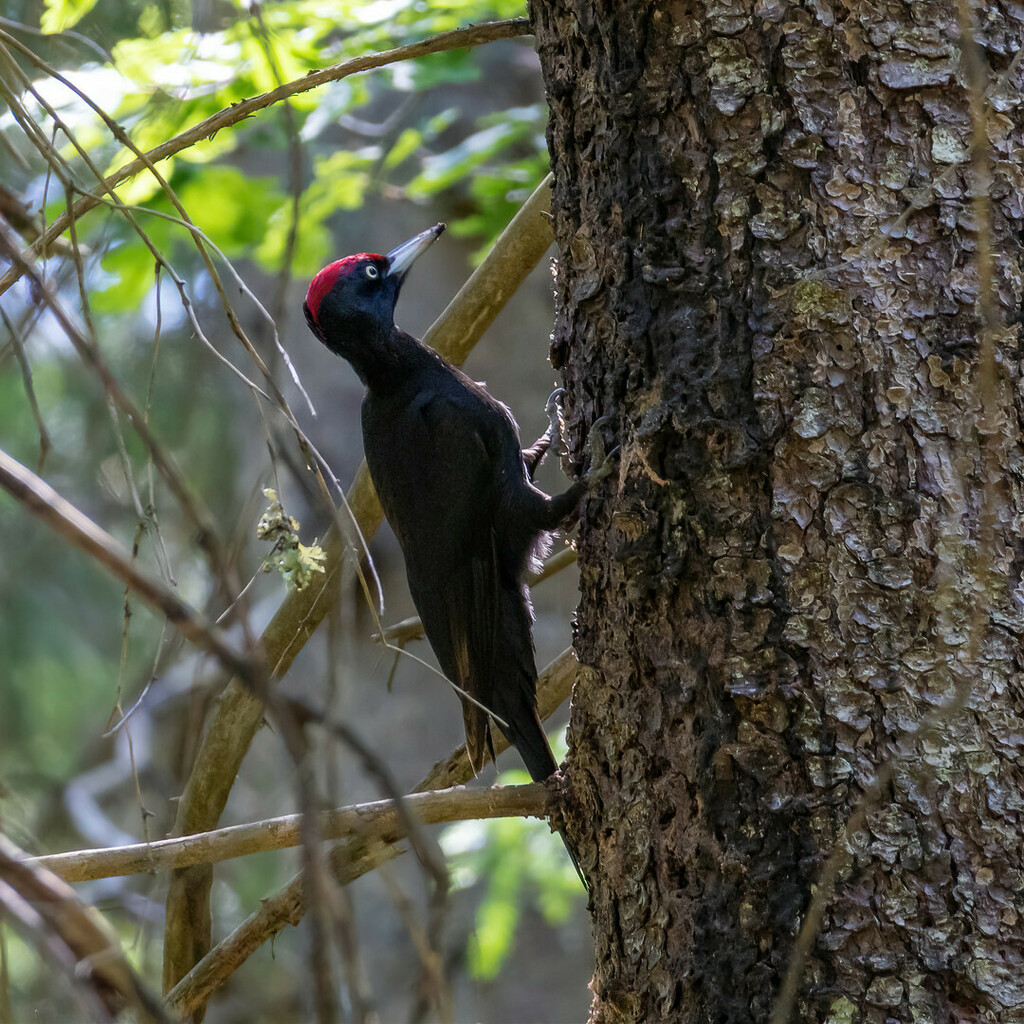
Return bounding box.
[176,166,285,253]
[93,248,155,312]
[40,0,100,34]
[383,127,424,172]
[469,888,520,979]
[113,161,174,206]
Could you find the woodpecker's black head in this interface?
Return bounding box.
[303,223,445,359]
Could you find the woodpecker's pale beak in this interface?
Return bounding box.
[385,223,445,283]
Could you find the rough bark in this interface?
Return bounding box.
[530,1,1024,1020]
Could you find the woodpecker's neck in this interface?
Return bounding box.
[327,321,442,396]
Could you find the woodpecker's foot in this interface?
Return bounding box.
[545,387,567,456]
[584,416,619,487]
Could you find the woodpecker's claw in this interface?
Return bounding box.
[545,388,567,456]
[584,416,619,486]
[545,387,565,420]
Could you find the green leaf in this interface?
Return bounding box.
[94,242,159,312]
[469,888,520,980]
[40,0,100,33]
[382,128,424,172]
[175,166,285,254]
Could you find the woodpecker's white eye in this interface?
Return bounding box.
[365,264,379,280]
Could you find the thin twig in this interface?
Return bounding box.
[160,173,557,1006]
[0,307,51,470]
[0,222,233,602]
[247,5,305,344]
[161,169,554,905]
[0,446,261,690]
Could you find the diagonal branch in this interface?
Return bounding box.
[0,445,259,689]
[0,223,235,601]
[0,835,167,1023]
[0,18,531,298]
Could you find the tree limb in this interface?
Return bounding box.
[34,784,552,883]
[0,445,260,689]
[0,223,236,602]
[0,835,166,1023]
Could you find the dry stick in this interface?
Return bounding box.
[0,30,321,536]
[770,12,1001,1023]
[162,174,555,997]
[7,27,521,669]
[0,18,530,298]
[165,648,579,1017]
[1,50,268,682]
[31,784,552,884]
[8,28,507,719]
[0,446,261,689]
[3,30,317,424]
[246,5,305,335]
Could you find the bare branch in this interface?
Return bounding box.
[0,223,236,599]
[161,172,556,999]
[0,306,51,469]
[34,784,551,883]
[0,835,166,1023]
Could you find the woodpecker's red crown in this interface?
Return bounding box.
[304,254,386,325]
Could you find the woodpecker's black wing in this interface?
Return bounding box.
[363,378,558,781]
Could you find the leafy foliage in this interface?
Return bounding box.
[40,0,101,34]
[257,487,326,591]
[18,0,547,306]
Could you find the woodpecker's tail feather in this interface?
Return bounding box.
[461,702,492,776]
[465,584,590,888]
[501,705,559,783]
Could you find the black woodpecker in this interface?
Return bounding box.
[304,224,606,883]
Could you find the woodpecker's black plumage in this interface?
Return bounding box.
[303,225,591,819]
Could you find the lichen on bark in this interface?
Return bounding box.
[530,0,1024,1020]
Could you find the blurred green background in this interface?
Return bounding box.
[0,1,591,1020]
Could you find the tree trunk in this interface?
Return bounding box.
[530,1,1024,1020]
